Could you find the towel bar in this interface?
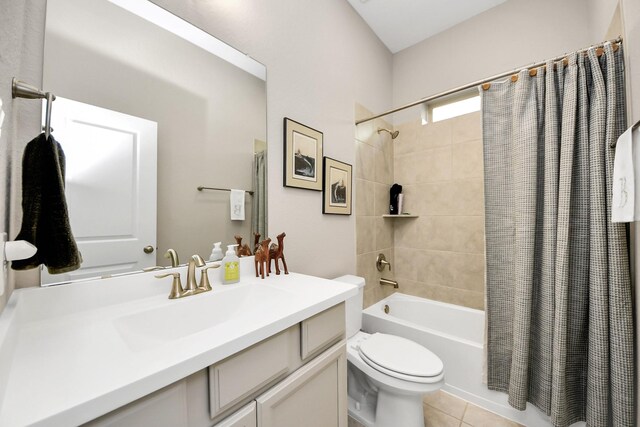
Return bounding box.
[12,78,56,138]
[197,186,254,196]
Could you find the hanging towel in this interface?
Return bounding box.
[12,133,82,273]
[230,189,245,221]
[612,126,640,222]
[0,97,5,139]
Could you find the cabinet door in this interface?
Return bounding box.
[83,380,188,427]
[256,341,346,427]
[213,401,256,427]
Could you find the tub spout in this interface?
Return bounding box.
[380,278,398,288]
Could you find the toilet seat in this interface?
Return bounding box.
[357,333,443,383]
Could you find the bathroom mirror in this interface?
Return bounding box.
[40,0,267,284]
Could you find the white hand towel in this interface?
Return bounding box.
[230,189,245,221]
[612,127,640,222]
[0,97,5,139]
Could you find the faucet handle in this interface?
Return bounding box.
[376,253,391,272]
[199,264,220,292]
[155,272,185,299]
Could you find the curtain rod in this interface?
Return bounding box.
[355,37,623,125]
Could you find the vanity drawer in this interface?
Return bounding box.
[213,401,256,427]
[209,327,295,419]
[300,303,345,361]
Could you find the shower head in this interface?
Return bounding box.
[377,127,400,140]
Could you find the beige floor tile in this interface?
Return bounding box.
[423,390,468,420]
[463,403,524,427]
[423,403,461,427]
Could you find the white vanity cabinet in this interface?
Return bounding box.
[84,303,346,427]
[255,340,347,427]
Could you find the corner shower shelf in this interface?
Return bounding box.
[382,214,419,218]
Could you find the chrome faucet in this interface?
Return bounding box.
[164,249,180,267]
[185,254,206,295]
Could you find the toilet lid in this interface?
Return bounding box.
[358,333,443,378]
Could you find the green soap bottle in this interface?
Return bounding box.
[222,244,240,284]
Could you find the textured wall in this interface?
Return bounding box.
[393,112,484,309]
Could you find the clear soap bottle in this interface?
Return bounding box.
[209,242,223,262]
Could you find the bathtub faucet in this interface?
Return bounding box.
[376,253,391,271]
[380,278,399,288]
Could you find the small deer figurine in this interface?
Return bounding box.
[268,232,289,275]
[234,235,252,257]
[254,238,271,279]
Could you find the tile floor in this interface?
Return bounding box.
[348,390,524,427]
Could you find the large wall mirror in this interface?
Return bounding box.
[41,0,267,285]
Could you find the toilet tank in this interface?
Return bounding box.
[333,275,365,339]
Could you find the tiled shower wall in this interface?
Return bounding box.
[355,108,485,310]
[354,105,397,308]
[393,112,485,310]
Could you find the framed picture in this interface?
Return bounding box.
[283,117,323,191]
[322,157,352,215]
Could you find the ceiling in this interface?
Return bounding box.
[347,0,508,53]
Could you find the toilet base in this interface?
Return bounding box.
[347,394,375,427]
[375,388,424,427]
[347,390,425,427]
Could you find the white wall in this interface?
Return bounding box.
[149,0,393,279]
[618,0,640,420]
[587,0,620,41]
[392,0,595,123]
[0,1,47,308]
[0,0,392,311]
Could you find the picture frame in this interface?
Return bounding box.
[322,157,352,215]
[283,117,323,191]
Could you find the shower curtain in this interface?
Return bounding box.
[252,150,267,239]
[482,43,634,427]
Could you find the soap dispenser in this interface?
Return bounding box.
[209,242,223,262]
[222,244,240,284]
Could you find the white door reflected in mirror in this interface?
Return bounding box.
[41,97,158,285]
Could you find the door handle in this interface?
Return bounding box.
[143,245,155,254]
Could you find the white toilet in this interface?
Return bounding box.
[334,275,444,427]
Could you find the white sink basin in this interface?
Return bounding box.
[114,284,294,351]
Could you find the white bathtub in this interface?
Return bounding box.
[362,293,552,427]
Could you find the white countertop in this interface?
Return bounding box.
[0,264,357,426]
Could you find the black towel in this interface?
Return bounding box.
[12,133,82,273]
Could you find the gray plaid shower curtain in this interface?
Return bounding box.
[482,43,634,427]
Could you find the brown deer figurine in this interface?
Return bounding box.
[254,238,271,279]
[268,232,289,275]
[234,235,252,257]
